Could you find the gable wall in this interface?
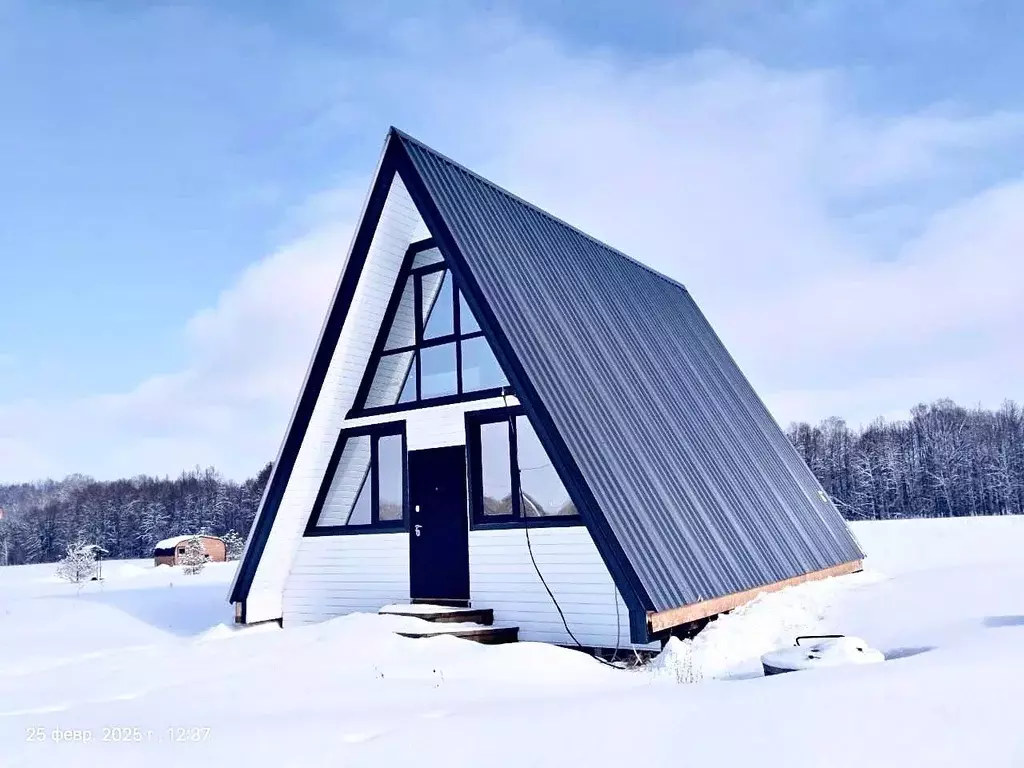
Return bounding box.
[241,173,426,623]
[282,396,657,649]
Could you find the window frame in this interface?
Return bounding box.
[465,406,583,531]
[304,421,408,536]
[349,240,507,418]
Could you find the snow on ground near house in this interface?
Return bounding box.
[2,518,1024,767]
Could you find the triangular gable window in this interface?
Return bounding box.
[356,243,507,413]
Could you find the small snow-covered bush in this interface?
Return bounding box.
[55,540,100,583]
[179,535,208,575]
[222,530,245,561]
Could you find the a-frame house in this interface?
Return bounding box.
[228,128,863,647]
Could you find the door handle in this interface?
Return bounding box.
[414,524,422,537]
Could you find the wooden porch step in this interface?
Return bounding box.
[395,624,519,645]
[379,603,494,626]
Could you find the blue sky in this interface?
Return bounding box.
[1,1,1022,481]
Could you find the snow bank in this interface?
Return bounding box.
[2,516,1024,767]
[647,569,874,681]
[112,562,152,579]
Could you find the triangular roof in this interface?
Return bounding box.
[230,127,862,637]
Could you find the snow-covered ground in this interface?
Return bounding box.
[2,517,1024,767]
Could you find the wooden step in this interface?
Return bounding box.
[379,604,494,625]
[396,625,519,645]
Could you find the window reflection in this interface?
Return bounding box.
[516,417,577,516]
[421,270,454,339]
[347,473,372,525]
[420,343,458,399]
[365,351,414,409]
[377,434,404,521]
[480,421,513,516]
[459,291,480,334]
[461,336,507,392]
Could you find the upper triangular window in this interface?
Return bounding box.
[357,244,508,412]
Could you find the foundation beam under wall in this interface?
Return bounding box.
[646,559,863,637]
[233,600,283,628]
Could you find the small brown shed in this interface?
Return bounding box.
[153,535,227,567]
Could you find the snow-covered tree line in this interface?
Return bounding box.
[788,399,1024,520]
[1,398,1022,566]
[0,463,271,566]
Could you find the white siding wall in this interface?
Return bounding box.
[283,534,410,626]
[470,526,659,649]
[239,167,424,623]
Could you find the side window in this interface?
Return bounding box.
[480,421,513,516]
[377,434,404,522]
[515,416,576,517]
[469,410,579,526]
[313,427,406,531]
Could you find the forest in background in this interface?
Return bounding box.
[0,464,271,566]
[1,398,1022,566]
[787,398,1024,520]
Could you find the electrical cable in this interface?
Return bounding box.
[500,390,621,670]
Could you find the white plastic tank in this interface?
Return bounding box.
[761,635,884,675]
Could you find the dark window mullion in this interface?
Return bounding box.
[414,276,423,400]
[370,437,380,525]
[454,282,463,393]
[467,422,481,525]
[455,339,464,395]
[386,332,463,355]
[509,416,522,519]
[375,331,482,357]
[415,349,422,400]
[414,274,424,346]
[410,262,445,278]
[453,285,462,336]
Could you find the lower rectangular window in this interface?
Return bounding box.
[467,408,580,527]
[309,424,406,532]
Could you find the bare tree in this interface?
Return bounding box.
[55,540,100,583]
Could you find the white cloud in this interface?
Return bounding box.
[1,15,1022,480]
[0,219,357,481]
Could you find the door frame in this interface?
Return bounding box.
[408,445,470,604]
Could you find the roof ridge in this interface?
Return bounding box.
[390,126,689,294]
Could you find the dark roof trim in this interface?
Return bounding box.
[229,139,398,604]
[390,132,655,641]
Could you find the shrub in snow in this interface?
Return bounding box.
[222,530,244,561]
[55,540,100,583]
[179,535,208,575]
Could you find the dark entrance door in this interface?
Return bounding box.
[408,445,470,604]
